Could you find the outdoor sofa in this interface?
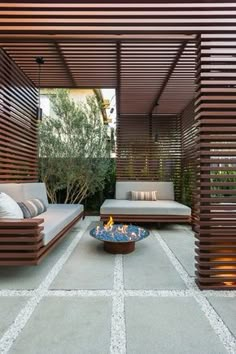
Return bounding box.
[0,183,84,266]
[100,181,191,223]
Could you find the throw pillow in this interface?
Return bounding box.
[0,192,24,219]
[130,191,157,201]
[18,198,47,218]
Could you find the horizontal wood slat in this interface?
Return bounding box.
[195,33,236,290]
[101,214,191,223]
[0,48,38,182]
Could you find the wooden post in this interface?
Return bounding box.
[195,34,236,289]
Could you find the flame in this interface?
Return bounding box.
[105,216,114,229]
[94,217,143,241]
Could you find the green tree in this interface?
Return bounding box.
[39,89,111,204]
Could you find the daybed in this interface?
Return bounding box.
[0,183,84,265]
[100,181,191,223]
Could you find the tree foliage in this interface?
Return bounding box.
[39,89,111,203]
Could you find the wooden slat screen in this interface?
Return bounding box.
[0,48,38,182]
[195,34,236,289]
[180,100,197,207]
[116,114,182,200]
[0,2,236,36]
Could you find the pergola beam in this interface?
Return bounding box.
[54,42,76,87]
[0,34,196,42]
[148,40,188,117]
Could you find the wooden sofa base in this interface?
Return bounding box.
[101,214,191,224]
[0,212,83,266]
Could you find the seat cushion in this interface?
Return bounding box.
[100,199,191,216]
[34,204,84,245]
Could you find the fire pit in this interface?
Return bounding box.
[90,217,149,254]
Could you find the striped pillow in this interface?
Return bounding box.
[130,191,157,201]
[18,199,47,218]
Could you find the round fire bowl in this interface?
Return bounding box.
[90,224,149,254]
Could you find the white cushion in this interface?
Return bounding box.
[34,204,84,245]
[0,192,24,219]
[101,199,191,216]
[115,181,174,200]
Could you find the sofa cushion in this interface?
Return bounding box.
[116,181,174,200]
[100,199,191,216]
[22,183,49,207]
[34,204,84,245]
[0,183,24,202]
[0,182,49,207]
[0,192,24,219]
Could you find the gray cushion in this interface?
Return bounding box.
[34,204,84,245]
[22,183,49,207]
[0,183,24,202]
[100,199,191,216]
[115,181,174,200]
[0,182,49,207]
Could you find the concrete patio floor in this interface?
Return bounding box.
[0,216,235,354]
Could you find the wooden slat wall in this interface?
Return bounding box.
[180,100,197,207]
[195,34,236,289]
[0,48,38,182]
[116,114,182,200]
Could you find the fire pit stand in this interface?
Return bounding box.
[103,240,135,254]
[90,222,149,254]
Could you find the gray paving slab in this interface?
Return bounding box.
[0,297,27,337]
[0,230,76,290]
[9,297,112,354]
[208,297,236,337]
[157,227,195,276]
[50,224,115,290]
[126,297,227,354]
[124,233,186,290]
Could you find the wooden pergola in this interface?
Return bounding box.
[0,0,236,289]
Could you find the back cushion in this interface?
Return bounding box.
[0,183,49,207]
[115,181,175,200]
[22,183,49,207]
[0,183,24,201]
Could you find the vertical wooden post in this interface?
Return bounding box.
[195,34,236,289]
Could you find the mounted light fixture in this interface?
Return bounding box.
[35,56,45,120]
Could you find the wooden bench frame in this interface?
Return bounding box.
[0,211,83,266]
[100,214,191,224]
